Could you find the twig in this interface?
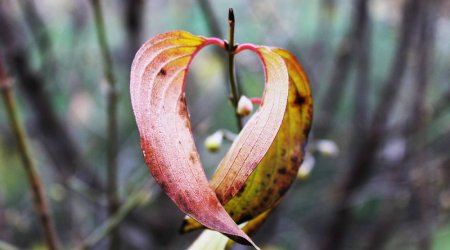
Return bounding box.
[0,3,103,191]
[0,58,59,250]
[76,184,155,250]
[226,8,243,131]
[352,0,371,142]
[197,0,222,37]
[321,0,421,249]
[123,0,144,66]
[315,25,353,138]
[308,0,336,93]
[316,0,370,139]
[90,0,120,249]
[16,0,53,67]
[404,1,440,248]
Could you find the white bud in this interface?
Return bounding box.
[204,131,224,152]
[237,95,253,117]
[297,153,315,180]
[315,140,339,157]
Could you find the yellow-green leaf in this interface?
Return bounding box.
[181,46,313,233]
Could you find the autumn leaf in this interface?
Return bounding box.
[181,46,313,234]
[209,45,290,204]
[130,31,258,248]
[130,29,311,248]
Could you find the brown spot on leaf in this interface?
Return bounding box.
[160,182,167,191]
[178,98,187,116]
[291,155,299,165]
[236,183,247,197]
[189,151,197,164]
[278,168,287,175]
[184,119,191,130]
[158,68,167,76]
[293,94,306,106]
[278,186,290,197]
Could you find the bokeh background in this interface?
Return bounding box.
[1,0,449,249]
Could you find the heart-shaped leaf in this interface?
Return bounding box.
[130,30,297,248]
[130,31,258,247]
[181,46,313,233]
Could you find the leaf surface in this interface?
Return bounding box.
[209,46,290,204]
[130,30,258,247]
[181,46,313,233]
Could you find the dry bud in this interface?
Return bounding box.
[237,95,253,117]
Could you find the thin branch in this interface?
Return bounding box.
[76,184,155,250]
[315,19,353,138]
[226,8,243,131]
[0,3,103,191]
[352,0,371,141]
[404,1,440,248]
[89,0,120,249]
[16,0,53,68]
[0,58,59,250]
[308,0,336,93]
[123,0,144,66]
[316,0,370,139]
[321,0,421,249]
[198,0,222,37]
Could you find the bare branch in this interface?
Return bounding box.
[1,57,59,250]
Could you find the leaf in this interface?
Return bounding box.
[225,205,278,249]
[209,46,290,204]
[130,30,259,248]
[181,46,313,233]
[188,206,277,250]
[187,230,230,250]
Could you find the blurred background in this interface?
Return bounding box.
[0,0,449,249]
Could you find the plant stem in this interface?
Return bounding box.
[227,8,243,131]
[0,60,59,250]
[90,0,120,249]
[76,184,155,250]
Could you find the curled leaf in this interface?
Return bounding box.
[131,29,311,248]
[210,46,290,204]
[130,30,258,247]
[182,46,313,233]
